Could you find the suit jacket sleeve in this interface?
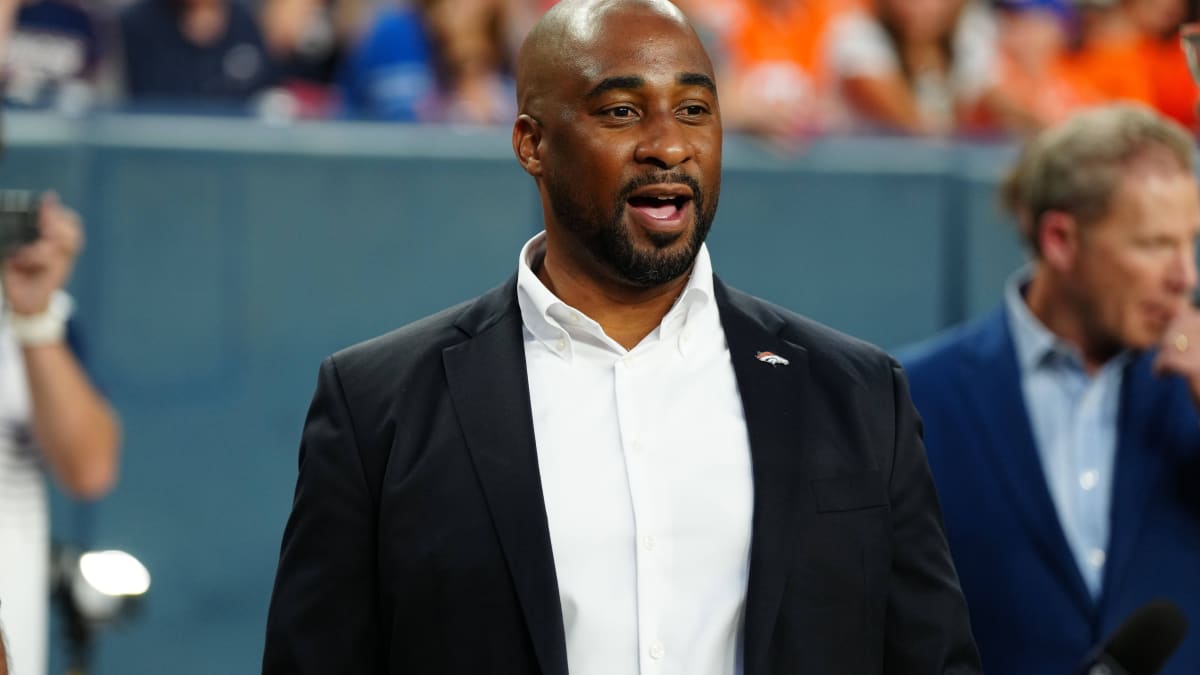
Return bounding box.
[262,357,383,673]
[883,363,982,674]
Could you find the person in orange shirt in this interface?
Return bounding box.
[1063,0,1196,128]
[1129,0,1196,128]
[718,0,847,141]
[988,0,1100,131]
[824,0,1002,135]
[1062,5,1153,104]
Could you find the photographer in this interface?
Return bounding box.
[0,194,120,675]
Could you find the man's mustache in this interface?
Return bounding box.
[618,172,704,204]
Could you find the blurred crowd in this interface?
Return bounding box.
[0,0,1197,138]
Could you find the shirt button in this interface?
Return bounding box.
[556,339,567,352]
[1079,470,1099,491]
[642,535,657,551]
[623,354,636,368]
[631,438,643,453]
[649,641,665,659]
[568,312,581,324]
[1088,548,1106,569]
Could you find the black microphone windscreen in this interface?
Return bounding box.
[1105,599,1189,675]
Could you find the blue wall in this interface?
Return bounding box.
[1,112,1026,674]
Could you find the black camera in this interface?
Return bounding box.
[0,190,41,258]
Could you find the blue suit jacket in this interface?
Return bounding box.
[902,307,1200,675]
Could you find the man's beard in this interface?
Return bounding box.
[546,171,718,287]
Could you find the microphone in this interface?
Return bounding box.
[1076,599,1188,675]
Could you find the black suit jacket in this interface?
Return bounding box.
[262,276,981,675]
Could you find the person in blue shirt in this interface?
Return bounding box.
[903,103,1200,675]
[337,6,438,122]
[337,0,515,123]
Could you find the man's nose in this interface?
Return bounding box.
[633,110,691,169]
[1169,240,1199,296]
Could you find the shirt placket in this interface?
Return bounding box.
[614,348,668,674]
[1069,368,1107,596]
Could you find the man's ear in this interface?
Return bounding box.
[1038,210,1080,272]
[513,114,544,177]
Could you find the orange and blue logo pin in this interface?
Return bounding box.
[755,351,789,367]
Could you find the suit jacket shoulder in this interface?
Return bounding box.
[330,276,514,406]
[900,308,1004,372]
[897,307,1011,406]
[310,277,519,500]
[330,288,499,384]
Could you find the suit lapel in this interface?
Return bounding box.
[1100,354,1167,611]
[958,310,1093,615]
[715,280,811,675]
[442,278,568,675]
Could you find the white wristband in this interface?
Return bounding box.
[6,291,72,346]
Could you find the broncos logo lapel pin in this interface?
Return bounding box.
[755,351,790,367]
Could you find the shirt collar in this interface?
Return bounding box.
[1004,265,1130,374]
[516,231,715,360]
[1005,265,1060,373]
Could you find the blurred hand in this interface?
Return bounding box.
[1153,305,1200,408]
[2,193,82,316]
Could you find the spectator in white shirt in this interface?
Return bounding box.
[825,0,999,134]
[0,194,121,675]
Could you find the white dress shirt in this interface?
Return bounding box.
[516,233,754,675]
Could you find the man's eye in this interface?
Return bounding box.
[608,106,635,118]
[682,105,707,116]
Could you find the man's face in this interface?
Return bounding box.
[533,8,721,288]
[1068,166,1200,350]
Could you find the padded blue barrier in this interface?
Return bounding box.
[1,112,1029,674]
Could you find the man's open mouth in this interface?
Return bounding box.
[627,186,694,221]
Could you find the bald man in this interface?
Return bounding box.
[261,1,981,673]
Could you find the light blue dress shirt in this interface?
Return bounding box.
[1005,269,1130,598]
